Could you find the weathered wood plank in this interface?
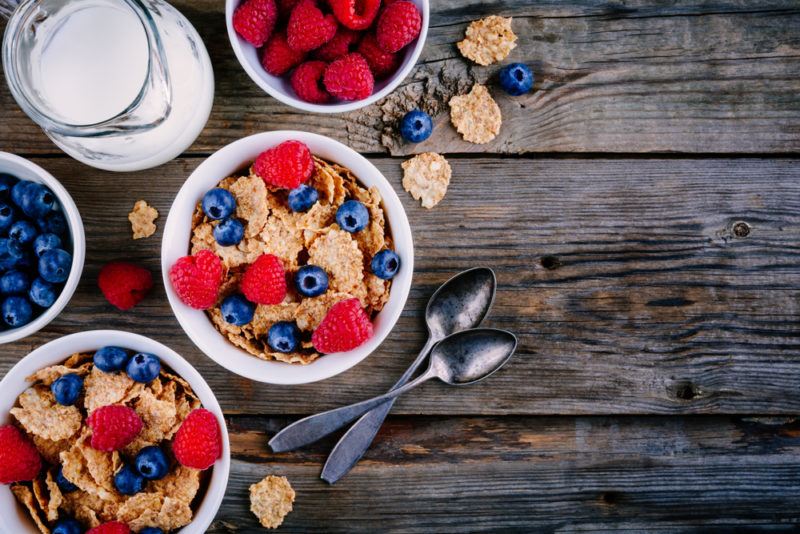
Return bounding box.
[0,156,797,416]
[210,415,800,531]
[1,1,800,155]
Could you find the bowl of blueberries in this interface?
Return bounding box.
[0,152,85,343]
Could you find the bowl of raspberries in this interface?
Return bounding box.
[227,0,428,112]
[0,153,85,344]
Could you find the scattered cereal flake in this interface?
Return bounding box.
[32,477,53,522]
[271,350,320,365]
[250,475,295,529]
[297,203,336,247]
[84,367,136,414]
[191,221,250,268]
[125,387,177,453]
[11,386,82,441]
[308,229,366,299]
[295,291,355,331]
[64,352,93,368]
[148,466,201,505]
[310,158,337,204]
[457,15,517,66]
[59,431,117,502]
[365,274,391,313]
[128,200,159,239]
[402,152,452,208]
[26,364,89,386]
[60,489,118,526]
[31,434,71,465]
[157,496,194,530]
[117,493,162,531]
[251,302,300,337]
[45,470,64,522]
[229,175,270,237]
[449,84,502,144]
[255,216,304,270]
[11,484,50,534]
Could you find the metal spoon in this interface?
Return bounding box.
[319,267,496,483]
[269,328,516,453]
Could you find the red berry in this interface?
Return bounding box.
[87,522,131,534]
[312,298,373,354]
[241,254,287,304]
[314,28,360,62]
[376,0,421,53]
[86,405,143,452]
[253,140,314,189]
[261,31,306,76]
[357,33,400,79]
[287,0,338,52]
[233,0,278,47]
[329,0,380,30]
[173,409,222,470]
[169,249,223,310]
[0,425,41,484]
[98,262,153,311]
[290,60,332,104]
[323,53,374,101]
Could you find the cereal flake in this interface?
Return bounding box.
[128,200,159,239]
[449,84,502,144]
[402,153,452,208]
[83,367,136,414]
[457,15,517,66]
[250,475,295,529]
[11,386,82,441]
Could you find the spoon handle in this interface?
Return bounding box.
[320,338,436,484]
[269,367,437,453]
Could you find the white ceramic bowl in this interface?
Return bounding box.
[225,0,429,113]
[0,330,231,533]
[0,152,85,344]
[162,131,413,385]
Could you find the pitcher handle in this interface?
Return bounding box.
[0,0,19,19]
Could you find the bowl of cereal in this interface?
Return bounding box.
[225,0,429,113]
[0,330,230,533]
[0,152,85,344]
[162,131,413,385]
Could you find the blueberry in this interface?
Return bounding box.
[135,446,169,480]
[139,529,164,534]
[371,249,401,280]
[114,463,146,495]
[38,248,72,283]
[126,352,161,383]
[499,63,534,96]
[0,174,18,200]
[288,184,319,212]
[93,346,130,372]
[0,270,29,294]
[335,200,369,233]
[20,183,56,219]
[213,218,244,247]
[0,238,24,270]
[56,466,78,493]
[221,294,254,326]
[0,202,15,232]
[202,188,237,220]
[10,181,34,209]
[2,295,32,327]
[38,211,67,235]
[268,321,300,353]
[52,518,82,534]
[400,109,433,143]
[29,277,57,308]
[9,219,37,244]
[33,233,62,257]
[294,265,329,297]
[51,373,83,406]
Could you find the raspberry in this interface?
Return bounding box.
[241,254,287,304]
[87,405,143,452]
[357,33,400,79]
[323,53,374,101]
[98,262,153,310]
[87,522,131,534]
[314,28,360,62]
[0,425,41,484]
[169,249,223,310]
[329,0,380,30]
[253,140,314,189]
[261,31,306,76]
[290,61,332,104]
[312,298,373,354]
[287,0,338,52]
[173,409,222,470]
[233,0,278,47]
[376,0,421,53]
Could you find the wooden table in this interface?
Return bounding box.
[2,1,800,531]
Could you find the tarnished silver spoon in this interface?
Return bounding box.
[269,328,517,453]
[320,267,496,483]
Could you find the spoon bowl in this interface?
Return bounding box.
[431,329,517,385]
[426,267,496,340]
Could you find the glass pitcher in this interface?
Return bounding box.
[1,0,214,171]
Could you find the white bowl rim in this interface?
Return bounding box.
[224,0,430,114]
[0,329,231,534]
[0,152,85,345]
[161,131,413,385]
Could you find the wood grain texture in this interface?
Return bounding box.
[1,1,800,155]
[210,414,800,531]
[0,156,797,415]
